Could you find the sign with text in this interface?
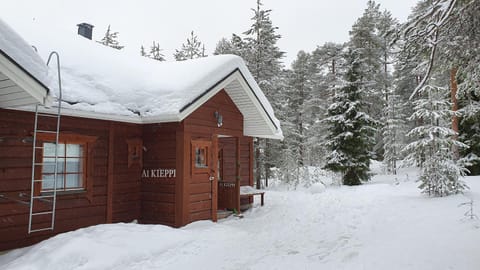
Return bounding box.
[142,168,176,178]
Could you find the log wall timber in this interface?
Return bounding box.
[0,109,141,251]
[141,123,179,226]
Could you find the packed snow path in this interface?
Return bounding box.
[1,176,479,270]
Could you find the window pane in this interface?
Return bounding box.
[43,143,56,156]
[56,174,65,189]
[42,158,56,173]
[66,144,82,157]
[43,143,65,157]
[66,158,82,173]
[66,174,82,188]
[57,144,65,156]
[57,158,65,173]
[195,147,208,168]
[42,158,65,173]
[43,174,64,189]
[41,174,55,190]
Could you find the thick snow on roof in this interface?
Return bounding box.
[25,29,280,134]
[0,18,50,90]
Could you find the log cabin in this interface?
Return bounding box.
[0,20,283,251]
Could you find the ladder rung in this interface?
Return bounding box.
[33,179,55,183]
[31,211,53,216]
[32,195,55,199]
[37,113,59,118]
[30,227,53,233]
[34,146,44,149]
[36,130,57,134]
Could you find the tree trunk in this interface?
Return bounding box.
[451,67,459,160]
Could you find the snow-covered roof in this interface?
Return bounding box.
[3,22,282,139]
[0,18,49,108]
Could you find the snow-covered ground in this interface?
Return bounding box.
[1,168,480,270]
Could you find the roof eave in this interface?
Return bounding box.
[0,51,49,108]
[177,69,282,140]
[3,66,283,140]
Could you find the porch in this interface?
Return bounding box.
[218,181,265,217]
[214,135,265,218]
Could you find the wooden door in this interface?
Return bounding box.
[191,138,218,222]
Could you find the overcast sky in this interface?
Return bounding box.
[2,0,418,66]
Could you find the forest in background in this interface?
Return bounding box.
[98,0,480,196]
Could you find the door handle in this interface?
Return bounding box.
[209,176,215,181]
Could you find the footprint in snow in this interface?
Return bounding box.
[342,251,359,262]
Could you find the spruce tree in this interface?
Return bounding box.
[458,109,480,175]
[402,85,469,196]
[323,49,376,185]
[97,25,124,50]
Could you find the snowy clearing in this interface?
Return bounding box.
[1,171,479,270]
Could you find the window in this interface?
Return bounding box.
[126,138,143,168]
[191,140,211,173]
[42,142,85,191]
[35,133,97,194]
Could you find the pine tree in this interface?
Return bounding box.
[286,51,314,167]
[400,0,480,177]
[242,0,285,188]
[97,25,124,50]
[309,42,345,167]
[323,49,376,185]
[149,41,166,61]
[440,1,480,174]
[349,1,398,160]
[243,0,284,87]
[382,88,407,175]
[402,85,469,196]
[174,31,206,61]
[401,0,457,98]
[349,1,383,120]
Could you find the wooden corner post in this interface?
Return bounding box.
[235,137,241,213]
[106,122,114,223]
[211,134,218,222]
[175,123,189,227]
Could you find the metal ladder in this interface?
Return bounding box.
[28,52,63,233]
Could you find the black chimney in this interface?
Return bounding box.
[77,23,94,40]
